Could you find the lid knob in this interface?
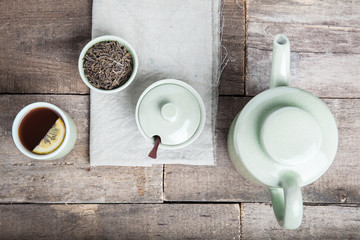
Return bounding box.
[161,103,179,122]
[260,107,322,165]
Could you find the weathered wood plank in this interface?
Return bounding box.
[242,203,360,239]
[247,0,360,54]
[246,0,360,97]
[0,204,240,240]
[0,0,91,94]
[248,0,360,28]
[0,95,163,203]
[164,97,360,203]
[247,22,360,54]
[246,48,360,98]
[219,0,245,95]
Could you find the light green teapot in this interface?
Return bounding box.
[227,34,338,229]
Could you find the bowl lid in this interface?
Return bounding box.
[136,79,206,148]
[231,87,338,187]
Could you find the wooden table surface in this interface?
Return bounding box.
[1,0,359,239]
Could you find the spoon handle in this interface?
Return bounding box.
[148,136,161,159]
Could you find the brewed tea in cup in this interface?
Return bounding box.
[12,102,77,160]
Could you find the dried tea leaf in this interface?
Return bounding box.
[83,41,133,90]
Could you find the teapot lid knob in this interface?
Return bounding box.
[260,107,322,165]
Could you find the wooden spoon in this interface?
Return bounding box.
[148,136,161,159]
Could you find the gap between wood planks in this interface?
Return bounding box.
[3,93,360,100]
[247,45,360,55]
[1,202,357,207]
[0,92,89,96]
[219,95,360,100]
[162,164,166,201]
[240,203,244,239]
[243,0,248,97]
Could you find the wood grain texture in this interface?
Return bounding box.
[245,0,360,97]
[0,204,240,240]
[164,97,360,203]
[0,0,91,94]
[0,95,163,203]
[0,0,244,96]
[242,203,360,239]
[247,0,360,28]
[219,0,245,95]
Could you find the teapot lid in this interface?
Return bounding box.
[230,87,338,187]
[136,79,206,149]
[260,106,322,166]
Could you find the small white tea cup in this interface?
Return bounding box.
[12,102,77,160]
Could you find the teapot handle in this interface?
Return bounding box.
[268,173,303,229]
[270,34,291,88]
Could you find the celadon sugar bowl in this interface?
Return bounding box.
[227,34,338,229]
[135,79,206,158]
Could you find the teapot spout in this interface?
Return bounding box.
[270,34,290,88]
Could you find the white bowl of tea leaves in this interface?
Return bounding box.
[78,35,138,93]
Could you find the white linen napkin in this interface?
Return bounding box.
[90,0,220,166]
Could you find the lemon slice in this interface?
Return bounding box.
[33,118,66,154]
